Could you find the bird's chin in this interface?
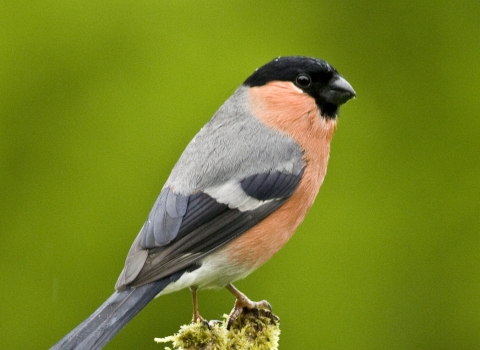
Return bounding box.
[320,103,339,119]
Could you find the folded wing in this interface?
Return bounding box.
[116,167,304,290]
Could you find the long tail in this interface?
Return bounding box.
[51,276,178,350]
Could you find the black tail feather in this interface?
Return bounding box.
[51,274,181,350]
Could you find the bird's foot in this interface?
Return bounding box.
[227,306,279,331]
[192,313,215,330]
[192,311,205,324]
[225,284,272,328]
[192,312,222,330]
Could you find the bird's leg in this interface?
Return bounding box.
[226,283,272,327]
[190,286,204,323]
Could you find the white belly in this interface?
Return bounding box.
[158,248,255,296]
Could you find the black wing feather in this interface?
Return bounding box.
[241,168,304,200]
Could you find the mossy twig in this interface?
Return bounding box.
[155,308,280,350]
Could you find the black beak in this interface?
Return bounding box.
[323,76,356,106]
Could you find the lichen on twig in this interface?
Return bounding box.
[155,308,280,350]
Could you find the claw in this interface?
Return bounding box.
[262,300,272,311]
[208,319,222,328]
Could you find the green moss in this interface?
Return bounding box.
[226,308,280,350]
[155,308,280,350]
[155,320,227,350]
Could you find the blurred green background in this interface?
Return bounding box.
[1,1,479,349]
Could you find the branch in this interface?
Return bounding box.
[155,308,280,350]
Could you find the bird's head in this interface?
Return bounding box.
[244,56,355,119]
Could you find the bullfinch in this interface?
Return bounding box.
[52,56,355,349]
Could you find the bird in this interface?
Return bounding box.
[51,56,355,349]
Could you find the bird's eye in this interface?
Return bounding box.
[295,74,311,87]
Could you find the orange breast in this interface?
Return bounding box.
[222,81,337,269]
